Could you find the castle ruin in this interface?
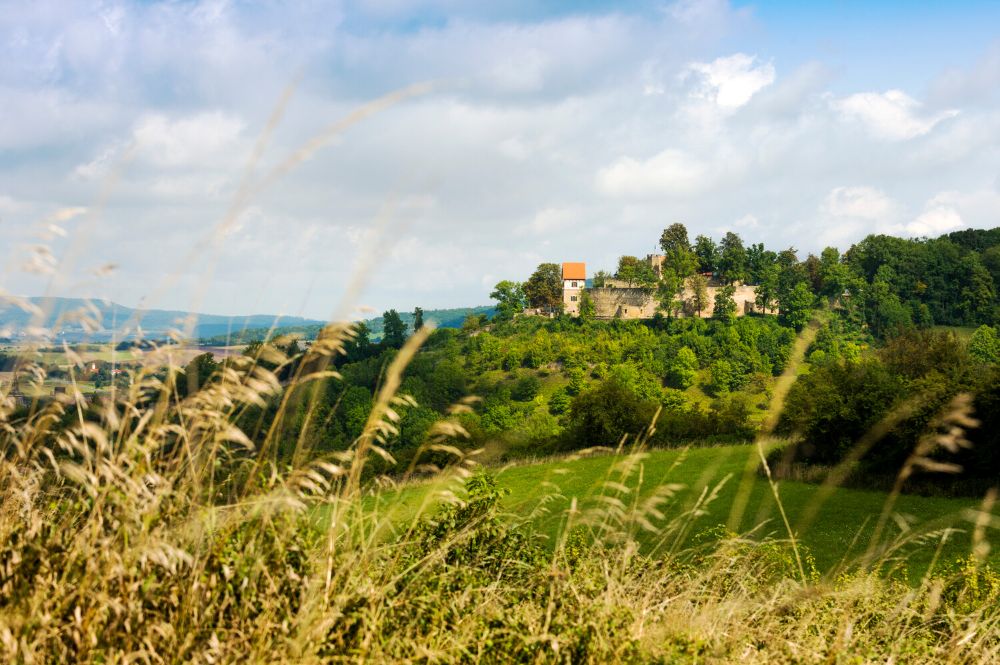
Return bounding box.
[554,256,765,320]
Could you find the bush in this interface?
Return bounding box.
[510,374,541,401]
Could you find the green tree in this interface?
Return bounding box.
[511,375,541,401]
[382,309,408,348]
[747,243,777,284]
[656,269,685,318]
[864,273,911,338]
[563,378,657,448]
[712,284,738,322]
[523,263,563,312]
[694,235,718,274]
[718,232,749,284]
[707,359,735,396]
[818,247,853,303]
[969,325,1000,364]
[578,290,596,321]
[659,223,697,277]
[592,270,611,287]
[616,255,657,288]
[413,306,425,332]
[668,346,698,389]
[779,282,814,331]
[755,263,780,313]
[490,280,527,321]
[461,313,488,332]
[686,274,710,316]
[959,256,996,324]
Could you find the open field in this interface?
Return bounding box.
[2,343,245,367]
[366,444,997,578]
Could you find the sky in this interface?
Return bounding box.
[1,0,999,320]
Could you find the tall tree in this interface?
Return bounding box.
[718,232,749,284]
[413,306,425,332]
[803,254,823,294]
[659,223,691,255]
[656,269,685,318]
[713,284,738,322]
[686,274,710,316]
[694,235,718,273]
[659,223,697,277]
[616,255,657,288]
[579,290,596,322]
[817,246,859,306]
[523,263,563,311]
[489,280,526,321]
[779,282,814,331]
[755,264,780,313]
[382,309,408,348]
[747,242,777,284]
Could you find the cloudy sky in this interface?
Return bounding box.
[2,0,1000,320]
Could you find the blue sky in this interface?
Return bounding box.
[1,0,999,320]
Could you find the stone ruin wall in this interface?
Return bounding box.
[589,287,658,319]
[589,281,764,319]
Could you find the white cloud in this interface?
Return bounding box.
[823,186,899,221]
[686,53,775,108]
[904,205,963,236]
[833,89,958,141]
[516,206,578,236]
[133,112,246,169]
[596,149,709,197]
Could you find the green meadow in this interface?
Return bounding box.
[368,444,996,578]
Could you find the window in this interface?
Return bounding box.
[571,281,578,287]
[571,295,578,302]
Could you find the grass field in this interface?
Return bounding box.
[368,444,996,579]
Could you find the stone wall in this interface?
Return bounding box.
[587,281,764,320]
[589,287,658,319]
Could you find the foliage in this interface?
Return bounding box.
[968,325,1000,364]
[668,346,698,389]
[563,377,657,448]
[523,263,563,311]
[712,284,738,322]
[615,255,657,288]
[779,282,814,331]
[382,309,408,348]
[489,280,527,321]
[694,234,718,273]
[718,231,749,284]
[686,274,710,316]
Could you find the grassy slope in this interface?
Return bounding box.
[378,444,995,578]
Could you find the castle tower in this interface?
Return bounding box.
[562,262,586,315]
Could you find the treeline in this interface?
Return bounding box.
[776,322,1000,494]
[196,306,495,345]
[846,230,1000,330]
[497,224,1000,339]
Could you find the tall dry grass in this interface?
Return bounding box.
[1,88,999,664]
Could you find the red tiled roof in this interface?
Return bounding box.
[562,262,586,280]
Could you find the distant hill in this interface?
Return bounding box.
[197,305,496,345]
[0,297,326,342]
